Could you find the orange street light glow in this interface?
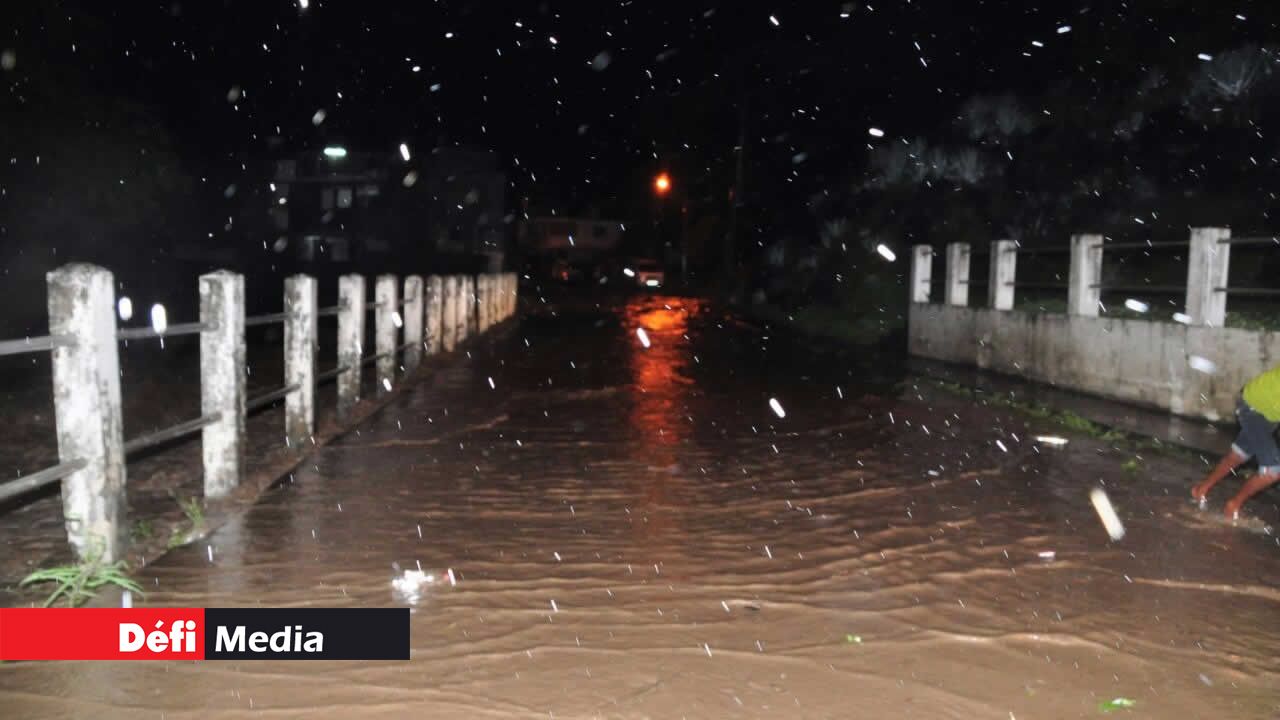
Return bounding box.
[654,173,671,194]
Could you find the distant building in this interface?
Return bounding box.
[519,216,624,259]
[270,145,505,270]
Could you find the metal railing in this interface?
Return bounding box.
[0,267,520,563]
[0,335,75,357]
[914,228,1276,324]
[117,322,209,341]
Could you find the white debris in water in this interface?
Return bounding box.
[868,127,885,138]
[392,569,435,600]
[1188,355,1217,374]
[995,439,1008,453]
[392,311,403,328]
[1057,25,1072,34]
[764,544,773,558]
[1172,312,1192,324]
[1089,487,1126,541]
[703,642,713,657]
[382,378,393,392]
[769,398,786,418]
[550,599,559,612]
[1034,435,1069,447]
[836,386,843,399]
[1123,298,1149,313]
[636,327,651,348]
[399,143,411,162]
[117,296,133,321]
[875,244,896,261]
[1197,52,1213,61]
[769,15,780,26]
[150,304,168,334]
[488,376,495,389]
[623,267,636,277]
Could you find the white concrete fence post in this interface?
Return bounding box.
[284,274,316,449]
[1067,234,1103,317]
[477,275,491,333]
[910,245,933,303]
[988,240,1017,311]
[441,276,458,352]
[467,276,479,337]
[945,242,970,307]
[337,274,365,421]
[497,274,506,320]
[199,270,246,501]
[47,264,127,562]
[425,275,444,354]
[484,274,495,330]
[455,275,471,344]
[375,274,399,396]
[500,273,510,319]
[497,274,506,321]
[1185,227,1231,327]
[495,274,504,321]
[403,275,424,372]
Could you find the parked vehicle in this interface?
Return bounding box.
[627,260,665,289]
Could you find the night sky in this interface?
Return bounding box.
[3,2,1279,248]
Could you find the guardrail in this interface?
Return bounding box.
[0,265,519,563]
[910,228,1277,325]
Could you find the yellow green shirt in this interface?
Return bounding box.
[1243,364,1280,422]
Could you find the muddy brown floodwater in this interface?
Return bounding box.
[2,294,1278,718]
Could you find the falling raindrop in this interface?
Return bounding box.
[1089,488,1126,541]
[769,397,786,419]
[150,304,168,334]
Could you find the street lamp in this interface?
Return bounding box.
[652,172,688,279]
[654,172,671,195]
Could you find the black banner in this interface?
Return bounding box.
[204,608,409,660]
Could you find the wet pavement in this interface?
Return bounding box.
[1,293,1278,718]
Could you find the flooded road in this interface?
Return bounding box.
[2,294,1278,718]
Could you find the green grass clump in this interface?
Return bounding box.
[928,380,1130,442]
[130,519,154,542]
[20,545,143,608]
[178,497,204,527]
